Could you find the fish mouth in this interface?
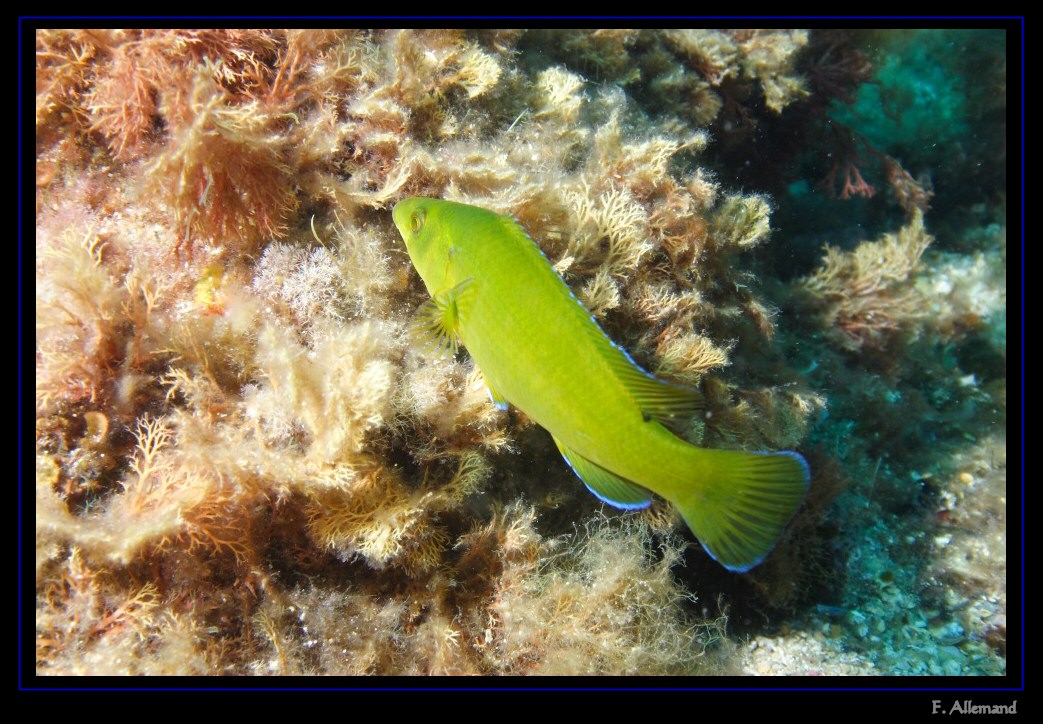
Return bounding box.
[391,199,410,236]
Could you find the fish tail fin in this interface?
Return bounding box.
[676,449,809,572]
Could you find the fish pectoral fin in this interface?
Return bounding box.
[410,278,475,358]
[553,436,652,510]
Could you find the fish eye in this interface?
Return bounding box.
[410,209,426,233]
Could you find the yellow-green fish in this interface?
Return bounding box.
[393,197,809,571]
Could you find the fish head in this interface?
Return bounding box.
[393,197,453,293]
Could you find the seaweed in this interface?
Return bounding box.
[34,27,1006,677]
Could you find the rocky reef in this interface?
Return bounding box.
[34,28,1008,676]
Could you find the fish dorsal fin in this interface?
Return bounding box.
[600,344,704,433]
[550,271,703,432]
[410,278,475,358]
[498,206,704,431]
[553,436,652,510]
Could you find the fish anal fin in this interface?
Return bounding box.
[553,436,651,510]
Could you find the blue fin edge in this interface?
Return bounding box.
[582,482,653,511]
[700,450,810,573]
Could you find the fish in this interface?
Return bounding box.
[392,197,809,571]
